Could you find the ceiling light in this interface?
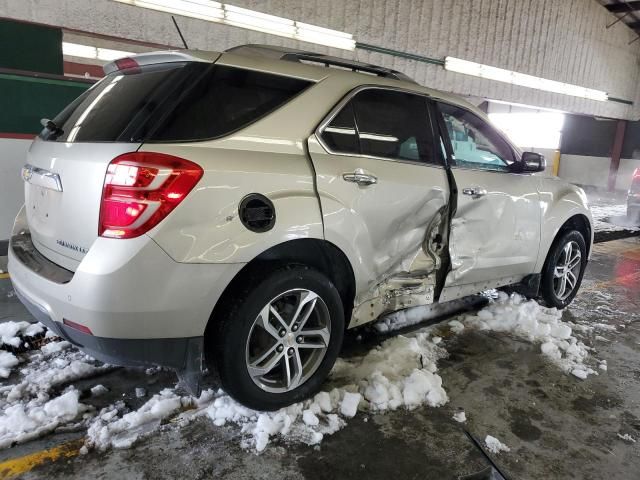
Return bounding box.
[115,0,224,21]
[112,0,355,50]
[63,42,134,61]
[444,57,608,102]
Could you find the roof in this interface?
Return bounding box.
[225,44,417,84]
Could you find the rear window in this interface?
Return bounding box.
[41,63,312,143]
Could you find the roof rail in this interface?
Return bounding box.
[225,44,417,84]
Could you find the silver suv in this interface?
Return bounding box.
[9,45,593,410]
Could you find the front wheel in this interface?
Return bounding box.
[208,265,344,411]
[540,230,587,309]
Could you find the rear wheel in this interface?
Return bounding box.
[540,230,587,309]
[208,265,344,411]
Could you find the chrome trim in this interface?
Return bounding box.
[21,164,63,192]
[462,186,487,197]
[343,168,378,186]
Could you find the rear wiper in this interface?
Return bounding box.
[40,118,64,137]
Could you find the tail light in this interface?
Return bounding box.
[99,152,203,239]
[634,168,640,179]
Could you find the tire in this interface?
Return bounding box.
[540,230,587,309]
[207,265,344,411]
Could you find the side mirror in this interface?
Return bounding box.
[519,151,546,173]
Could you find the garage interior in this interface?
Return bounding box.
[0,1,639,479]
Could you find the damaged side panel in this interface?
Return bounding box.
[349,204,450,326]
[306,135,450,328]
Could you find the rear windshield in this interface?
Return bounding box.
[40,63,312,143]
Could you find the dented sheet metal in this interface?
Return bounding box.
[307,136,450,327]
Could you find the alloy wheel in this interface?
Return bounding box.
[245,289,331,394]
[553,240,582,301]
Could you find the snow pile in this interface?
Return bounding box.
[0,351,19,378]
[0,321,44,349]
[485,435,510,454]
[0,389,87,448]
[6,351,109,402]
[87,331,448,452]
[461,292,596,379]
[0,338,112,449]
[331,333,448,411]
[452,411,466,423]
[87,389,185,449]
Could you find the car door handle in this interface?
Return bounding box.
[462,186,487,197]
[343,169,378,186]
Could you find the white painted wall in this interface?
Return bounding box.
[0,139,30,241]
[1,0,639,120]
[558,155,610,188]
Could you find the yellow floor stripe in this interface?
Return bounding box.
[0,273,9,280]
[0,439,84,479]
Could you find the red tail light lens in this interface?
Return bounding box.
[115,57,139,71]
[634,168,640,179]
[99,152,203,239]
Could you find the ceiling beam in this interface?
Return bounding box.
[606,1,640,13]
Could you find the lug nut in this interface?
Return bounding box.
[279,329,286,337]
[288,347,294,355]
[297,336,303,343]
[292,324,298,331]
[277,345,284,353]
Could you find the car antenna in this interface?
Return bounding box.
[171,15,189,49]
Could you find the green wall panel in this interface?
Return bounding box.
[0,75,90,134]
[0,19,63,75]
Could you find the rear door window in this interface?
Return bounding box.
[41,64,312,143]
[320,88,440,166]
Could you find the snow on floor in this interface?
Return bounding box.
[0,321,44,349]
[0,291,605,453]
[461,292,597,380]
[87,330,448,452]
[590,203,639,233]
[485,435,510,454]
[0,324,112,449]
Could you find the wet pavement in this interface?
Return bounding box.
[0,237,639,479]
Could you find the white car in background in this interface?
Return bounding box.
[9,45,593,410]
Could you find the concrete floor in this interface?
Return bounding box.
[0,237,639,479]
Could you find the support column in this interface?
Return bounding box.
[608,120,627,192]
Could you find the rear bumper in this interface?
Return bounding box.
[8,205,245,369]
[13,284,202,370]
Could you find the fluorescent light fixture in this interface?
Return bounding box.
[112,0,356,50]
[114,0,224,21]
[445,56,608,102]
[63,42,134,61]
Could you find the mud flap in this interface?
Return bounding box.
[176,337,204,397]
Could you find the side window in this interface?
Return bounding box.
[322,103,359,154]
[438,102,515,172]
[320,88,439,166]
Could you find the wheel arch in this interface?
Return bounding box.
[540,213,592,273]
[205,238,356,340]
